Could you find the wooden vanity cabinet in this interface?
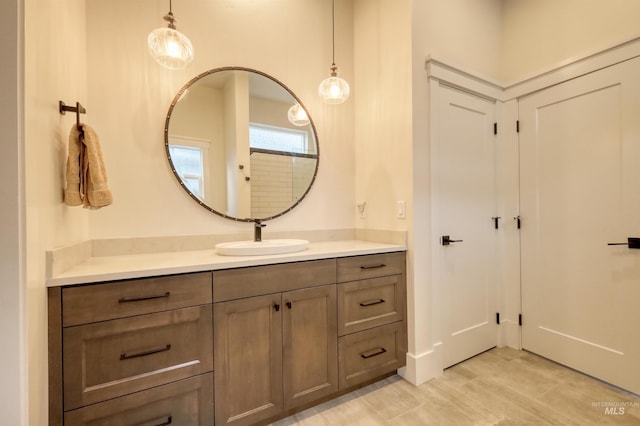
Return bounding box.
[48,272,214,426]
[337,252,407,389]
[213,260,338,426]
[48,250,406,426]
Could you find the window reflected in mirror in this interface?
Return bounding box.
[165,68,319,221]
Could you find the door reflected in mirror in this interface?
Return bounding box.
[165,67,319,221]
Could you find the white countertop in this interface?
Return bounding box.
[47,240,406,287]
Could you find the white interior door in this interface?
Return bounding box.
[432,83,499,368]
[519,58,640,394]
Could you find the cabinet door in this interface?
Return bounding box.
[282,285,338,411]
[214,294,283,426]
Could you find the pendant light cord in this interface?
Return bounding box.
[331,0,336,67]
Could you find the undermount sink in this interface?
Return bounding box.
[215,239,309,256]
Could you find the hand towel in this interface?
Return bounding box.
[64,123,113,209]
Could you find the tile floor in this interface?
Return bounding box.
[271,347,640,425]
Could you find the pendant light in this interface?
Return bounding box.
[148,0,194,70]
[318,0,350,104]
[287,103,310,127]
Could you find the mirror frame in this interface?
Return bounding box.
[164,66,320,222]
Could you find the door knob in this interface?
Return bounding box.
[607,237,640,249]
[441,235,463,246]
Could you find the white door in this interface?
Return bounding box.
[432,83,499,368]
[519,58,640,394]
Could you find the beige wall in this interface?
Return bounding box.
[84,0,355,238]
[24,0,88,424]
[501,0,640,83]
[420,0,503,79]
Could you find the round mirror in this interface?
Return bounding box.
[165,67,319,221]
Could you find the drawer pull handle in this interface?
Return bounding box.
[118,292,171,303]
[120,344,172,360]
[360,264,386,270]
[360,299,386,307]
[154,416,173,426]
[360,347,387,359]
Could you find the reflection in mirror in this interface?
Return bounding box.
[165,67,319,221]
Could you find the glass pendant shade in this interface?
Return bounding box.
[148,2,193,70]
[318,67,350,104]
[287,103,310,126]
[148,26,194,70]
[319,0,350,105]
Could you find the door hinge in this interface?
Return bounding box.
[494,122,497,135]
[492,216,501,229]
[518,314,522,326]
[514,215,521,229]
[516,120,520,133]
[496,312,501,325]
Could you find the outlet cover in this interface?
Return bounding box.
[396,201,406,219]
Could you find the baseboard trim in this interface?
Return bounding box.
[398,342,443,386]
[498,319,522,350]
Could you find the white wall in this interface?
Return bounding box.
[24,0,88,424]
[1,1,26,424]
[501,0,640,83]
[84,0,355,239]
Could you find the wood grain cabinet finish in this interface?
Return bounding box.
[50,252,406,425]
[62,272,212,326]
[337,252,407,390]
[49,272,213,426]
[282,285,338,410]
[338,322,406,389]
[214,293,284,426]
[337,275,404,335]
[214,283,338,426]
[63,373,214,426]
[336,252,405,283]
[64,305,213,409]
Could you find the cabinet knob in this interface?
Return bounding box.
[274,304,280,312]
[286,301,292,309]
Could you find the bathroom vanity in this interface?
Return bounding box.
[47,242,406,425]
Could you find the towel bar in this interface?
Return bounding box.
[59,100,86,128]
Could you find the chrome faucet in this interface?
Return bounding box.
[254,220,266,242]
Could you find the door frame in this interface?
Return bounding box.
[429,80,502,368]
[414,39,640,381]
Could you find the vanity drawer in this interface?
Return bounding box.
[214,259,336,302]
[338,275,405,336]
[338,322,406,390]
[63,305,213,410]
[337,252,405,283]
[63,373,214,425]
[62,272,212,326]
